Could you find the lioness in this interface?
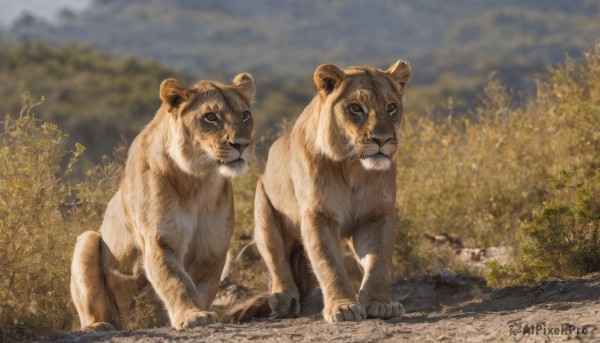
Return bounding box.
[229,60,411,323]
[70,73,256,331]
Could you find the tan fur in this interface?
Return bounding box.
[236,61,411,323]
[70,73,256,331]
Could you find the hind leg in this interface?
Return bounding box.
[70,231,120,332]
[289,243,320,315]
[254,179,300,317]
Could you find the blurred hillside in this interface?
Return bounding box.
[6,0,600,78]
[0,42,179,165]
[0,42,309,165]
[1,0,599,163]
[0,0,90,27]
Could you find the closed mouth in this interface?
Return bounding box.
[362,152,389,159]
[224,158,245,165]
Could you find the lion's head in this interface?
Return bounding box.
[312,60,411,171]
[159,73,255,177]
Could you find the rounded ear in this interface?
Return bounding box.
[387,60,412,89]
[159,78,188,112]
[232,72,256,104]
[313,64,345,97]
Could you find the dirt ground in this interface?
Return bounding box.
[48,273,600,343]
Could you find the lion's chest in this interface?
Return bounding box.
[342,188,374,236]
[171,182,233,261]
[321,173,383,237]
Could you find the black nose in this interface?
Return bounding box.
[370,134,392,147]
[229,141,249,153]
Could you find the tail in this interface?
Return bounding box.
[225,243,318,323]
[224,294,272,323]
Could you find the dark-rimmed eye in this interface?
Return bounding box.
[242,111,252,122]
[203,112,219,123]
[387,103,398,116]
[348,103,363,114]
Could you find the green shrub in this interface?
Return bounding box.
[487,170,600,287]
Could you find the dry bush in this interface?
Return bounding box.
[0,96,129,340]
[0,96,83,341]
[394,51,600,278]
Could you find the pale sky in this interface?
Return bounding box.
[0,0,91,27]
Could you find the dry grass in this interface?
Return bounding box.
[0,95,127,341]
[0,96,82,341]
[393,51,600,277]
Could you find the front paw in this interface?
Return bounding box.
[269,292,300,318]
[323,300,366,323]
[175,309,217,331]
[364,300,405,319]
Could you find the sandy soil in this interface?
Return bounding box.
[48,273,600,343]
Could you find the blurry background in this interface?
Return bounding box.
[1,1,599,339]
[1,0,599,162]
[0,1,90,26]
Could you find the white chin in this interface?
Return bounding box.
[360,155,392,171]
[218,159,249,178]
